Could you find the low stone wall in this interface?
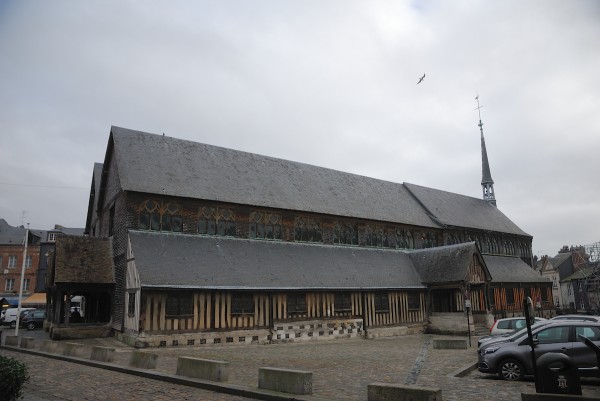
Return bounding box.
[258,367,312,395]
[129,351,158,369]
[176,357,229,382]
[432,339,468,349]
[368,382,442,401]
[90,346,115,363]
[49,324,112,341]
[40,340,59,353]
[19,337,35,349]
[4,335,19,346]
[62,342,87,358]
[428,313,471,335]
[365,324,424,339]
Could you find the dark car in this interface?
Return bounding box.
[20,309,46,330]
[478,320,552,349]
[478,321,600,381]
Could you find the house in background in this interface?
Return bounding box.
[46,126,551,345]
[0,219,43,309]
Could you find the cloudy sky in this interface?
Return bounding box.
[0,1,598,258]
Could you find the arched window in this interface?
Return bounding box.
[139,200,183,232]
[294,216,322,243]
[364,225,388,248]
[333,222,358,245]
[198,207,236,236]
[249,211,282,240]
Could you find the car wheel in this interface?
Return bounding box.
[498,359,524,381]
[26,322,36,330]
[10,321,16,329]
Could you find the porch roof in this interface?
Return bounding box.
[407,242,483,284]
[128,230,425,291]
[483,255,547,284]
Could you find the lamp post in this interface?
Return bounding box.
[14,223,29,336]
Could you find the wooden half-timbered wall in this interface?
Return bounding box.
[134,290,427,333]
[139,292,271,332]
[363,292,426,327]
[492,285,554,316]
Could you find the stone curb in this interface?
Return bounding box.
[0,345,328,401]
[449,362,478,378]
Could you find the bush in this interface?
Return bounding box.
[0,355,29,401]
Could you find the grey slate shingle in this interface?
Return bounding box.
[129,230,425,290]
[408,242,483,284]
[483,254,546,283]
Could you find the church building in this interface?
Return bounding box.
[45,123,551,346]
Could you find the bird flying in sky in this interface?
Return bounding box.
[417,74,425,84]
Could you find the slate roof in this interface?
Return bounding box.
[408,242,485,284]
[561,268,596,282]
[404,183,530,236]
[54,236,114,284]
[549,253,572,269]
[128,230,425,290]
[0,219,42,245]
[106,126,529,236]
[482,255,546,283]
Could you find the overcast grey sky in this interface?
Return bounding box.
[0,1,598,258]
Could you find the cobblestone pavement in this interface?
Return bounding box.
[2,330,600,401]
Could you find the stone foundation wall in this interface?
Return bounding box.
[271,319,363,343]
[365,324,424,339]
[119,328,272,348]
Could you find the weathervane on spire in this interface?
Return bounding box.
[475,93,496,206]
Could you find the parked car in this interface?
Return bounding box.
[20,309,46,330]
[478,321,600,380]
[489,316,547,335]
[478,320,552,349]
[1,307,36,328]
[551,314,600,323]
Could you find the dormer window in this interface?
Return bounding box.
[48,233,56,242]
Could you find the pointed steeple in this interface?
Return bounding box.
[475,95,496,206]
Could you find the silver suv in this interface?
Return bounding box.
[478,321,600,380]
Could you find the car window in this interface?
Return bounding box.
[497,320,511,329]
[514,319,527,330]
[535,326,570,344]
[576,326,600,341]
[33,311,44,318]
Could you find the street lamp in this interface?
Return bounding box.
[14,223,29,336]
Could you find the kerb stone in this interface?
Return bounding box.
[258,367,312,395]
[176,357,229,382]
[368,382,442,401]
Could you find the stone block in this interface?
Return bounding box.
[62,342,87,357]
[41,340,59,353]
[19,337,35,349]
[432,339,467,349]
[368,382,442,401]
[176,357,229,382]
[90,346,116,363]
[258,367,312,395]
[4,335,19,347]
[129,351,158,369]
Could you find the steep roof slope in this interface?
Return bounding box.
[408,242,484,284]
[129,230,425,290]
[404,183,530,236]
[483,255,545,283]
[109,126,439,228]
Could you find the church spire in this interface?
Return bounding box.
[475,95,496,206]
